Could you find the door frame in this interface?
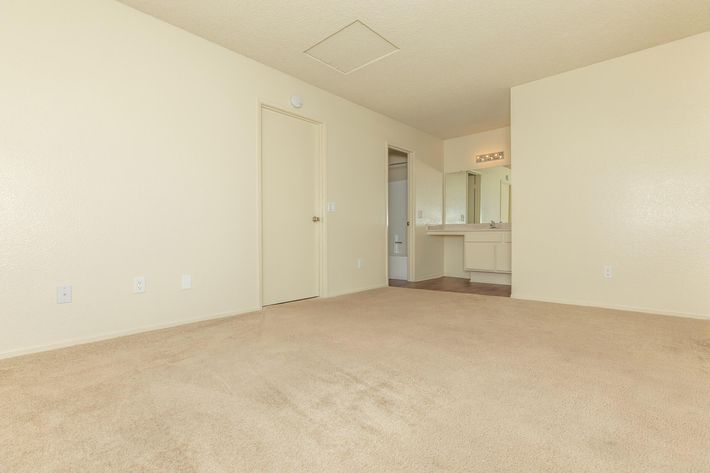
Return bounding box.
[257,102,327,308]
[384,143,416,283]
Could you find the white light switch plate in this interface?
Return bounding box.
[327,202,337,212]
[603,265,613,279]
[134,276,146,294]
[57,286,72,304]
[181,274,192,290]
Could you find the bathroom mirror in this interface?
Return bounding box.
[444,165,511,224]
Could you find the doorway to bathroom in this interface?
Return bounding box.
[386,146,413,282]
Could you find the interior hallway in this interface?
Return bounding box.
[3,288,709,472]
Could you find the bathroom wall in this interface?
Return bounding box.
[444,127,511,173]
[388,155,408,258]
[444,172,468,224]
[387,180,408,257]
[388,151,409,280]
[479,166,511,224]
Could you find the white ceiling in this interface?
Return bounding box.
[117,0,710,138]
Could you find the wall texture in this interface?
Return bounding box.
[444,127,511,173]
[0,0,443,357]
[511,32,710,318]
[479,166,511,224]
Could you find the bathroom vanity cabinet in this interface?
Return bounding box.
[463,231,511,272]
[427,224,512,284]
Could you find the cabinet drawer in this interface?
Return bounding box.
[465,231,505,243]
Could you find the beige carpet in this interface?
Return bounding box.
[2,288,709,472]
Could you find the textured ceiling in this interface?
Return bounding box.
[116,0,710,138]
[304,20,399,74]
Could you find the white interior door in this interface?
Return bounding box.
[261,107,320,306]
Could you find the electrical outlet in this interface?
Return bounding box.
[181,274,192,290]
[603,265,613,279]
[57,286,72,304]
[357,258,364,269]
[133,276,146,294]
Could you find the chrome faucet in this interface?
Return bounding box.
[489,220,497,229]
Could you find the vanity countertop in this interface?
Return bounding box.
[427,223,511,235]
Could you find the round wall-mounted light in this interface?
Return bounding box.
[290,95,303,109]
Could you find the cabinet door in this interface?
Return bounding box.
[464,242,497,271]
[495,243,512,272]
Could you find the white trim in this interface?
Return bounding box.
[303,20,400,75]
[305,47,400,76]
[408,152,416,281]
[413,272,444,282]
[0,307,261,361]
[327,283,388,298]
[510,294,710,321]
[469,271,512,285]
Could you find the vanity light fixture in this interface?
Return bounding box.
[476,151,505,164]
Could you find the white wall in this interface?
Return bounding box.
[412,157,446,281]
[443,127,510,277]
[387,180,408,255]
[511,32,710,319]
[387,162,408,258]
[444,127,511,173]
[444,172,468,224]
[387,176,408,280]
[0,0,444,357]
[479,166,511,224]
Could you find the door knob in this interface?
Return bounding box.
[312,216,321,222]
